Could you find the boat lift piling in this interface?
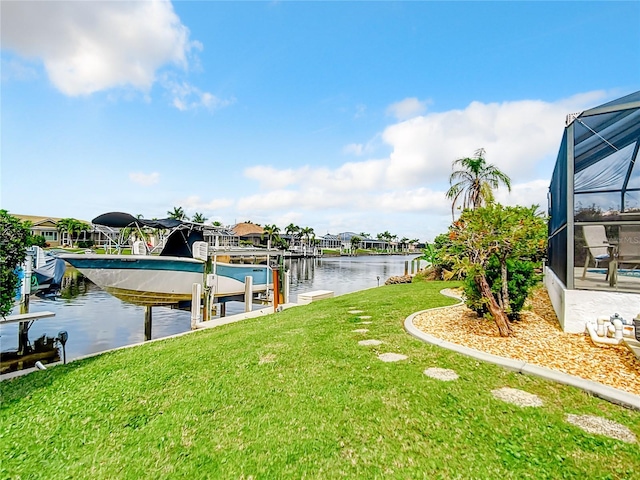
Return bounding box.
[202,251,214,322]
[283,271,290,305]
[144,306,153,341]
[18,249,35,355]
[272,267,280,312]
[190,283,202,330]
[244,276,253,312]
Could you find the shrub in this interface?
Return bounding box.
[27,234,47,248]
[0,210,30,317]
[464,255,539,320]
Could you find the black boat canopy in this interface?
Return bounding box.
[92,212,183,230]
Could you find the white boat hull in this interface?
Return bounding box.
[61,254,272,306]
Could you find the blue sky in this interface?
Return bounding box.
[1,1,639,241]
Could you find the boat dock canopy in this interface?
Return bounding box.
[92,212,183,230]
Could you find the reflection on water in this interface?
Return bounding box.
[1,255,418,366]
[286,255,418,299]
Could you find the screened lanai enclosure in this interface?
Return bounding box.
[546,91,640,332]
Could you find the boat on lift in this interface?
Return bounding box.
[60,212,277,306]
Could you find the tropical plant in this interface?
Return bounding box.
[445,148,511,219]
[376,231,394,251]
[285,224,300,247]
[300,227,315,247]
[192,212,206,224]
[56,218,90,247]
[212,221,223,227]
[27,235,47,248]
[0,210,30,317]
[262,224,281,248]
[350,235,361,252]
[441,204,546,336]
[464,256,539,321]
[422,242,438,266]
[167,206,188,221]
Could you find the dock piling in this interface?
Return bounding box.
[190,283,202,329]
[244,276,253,313]
[272,267,280,312]
[283,271,290,304]
[144,306,152,341]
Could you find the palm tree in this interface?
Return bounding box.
[350,235,361,253]
[377,231,393,251]
[400,237,410,253]
[300,227,315,247]
[262,224,281,248]
[56,218,90,247]
[446,148,511,219]
[285,223,300,247]
[167,206,188,221]
[191,212,206,224]
[212,221,222,227]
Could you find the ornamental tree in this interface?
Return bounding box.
[442,204,547,337]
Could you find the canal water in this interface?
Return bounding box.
[1,255,419,364]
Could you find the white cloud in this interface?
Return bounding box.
[162,76,235,111]
[342,134,383,157]
[242,94,605,199]
[354,104,367,118]
[494,179,550,211]
[1,57,38,81]
[181,195,234,213]
[380,92,612,188]
[343,143,364,156]
[386,97,427,120]
[234,91,613,235]
[1,0,195,96]
[375,188,451,214]
[243,166,301,189]
[129,172,160,186]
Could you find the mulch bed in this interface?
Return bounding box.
[413,287,640,396]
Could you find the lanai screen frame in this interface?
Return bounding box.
[548,91,640,290]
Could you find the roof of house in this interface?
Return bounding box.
[232,222,265,237]
[11,214,92,226]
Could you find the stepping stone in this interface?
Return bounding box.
[566,414,637,443]
[491,387,543,407]
[259,353,276,364]
[358,321,372,325]
[424,367,459,381]
[348,310,364,314]
[378,352,407,362]
[359,315,372,319]
[352,329,369,333]
[358,339,382,346]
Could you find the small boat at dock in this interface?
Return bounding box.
[60,212,277,307]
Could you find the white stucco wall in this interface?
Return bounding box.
[544,267,640,333]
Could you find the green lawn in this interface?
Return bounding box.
[2,281,639,479]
